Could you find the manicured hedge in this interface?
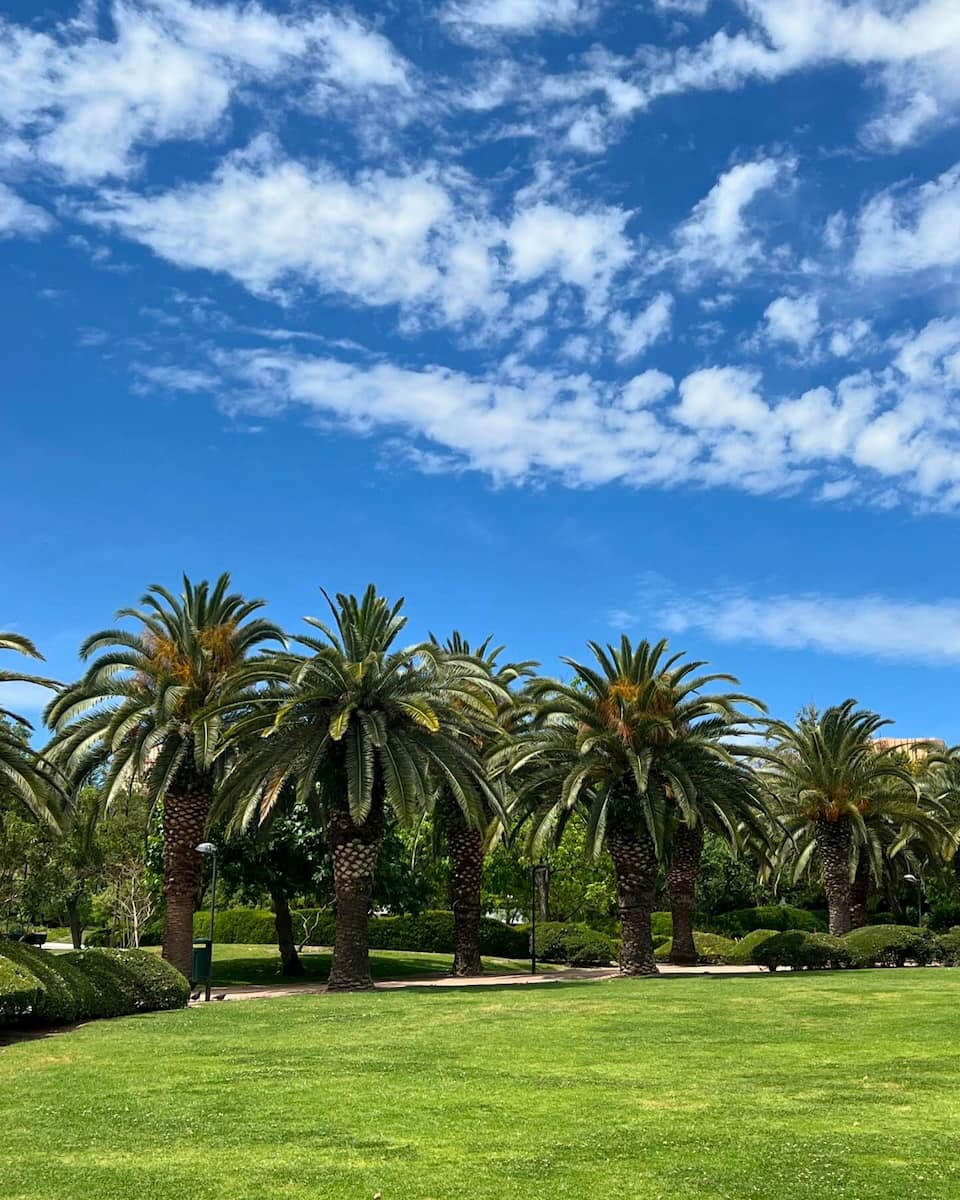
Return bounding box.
[533,922,616,966]
[194,907,530,958]
[654,933,738,965]
[650,912,673,947]
[842,925,941,968]
[724,929,780,966]
[713,906,825,938]
[0,943,189,1029]
[751,930,849,971]
[938,928,960,965]
[0,954,40,1022]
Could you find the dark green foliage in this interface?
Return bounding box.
[533,922,616,966]
[714,906,825,938]
[842,925,941,968]
[0,952,40,1022]
[928,902,960,932]
[654,932,737,964]
[751,931,850,971]
[938,928,960,965]
[0,940,77,1022]
[725,929,780,966]
[94,949,190,1011]
[60,950,140,1017]
[193,907,530,957]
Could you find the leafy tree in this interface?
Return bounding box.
[45,575,284,977]
[758,701,919,935]
[215,586,501,991]
[499,636,759,976]
[0,635,62,826]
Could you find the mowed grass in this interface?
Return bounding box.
[3,972,960,1199]
[198,943,552,987]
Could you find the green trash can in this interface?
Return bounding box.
[192,939,212,985]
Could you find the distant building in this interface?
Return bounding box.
[872,737,946,761]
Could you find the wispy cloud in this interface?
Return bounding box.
[621,576,960,665]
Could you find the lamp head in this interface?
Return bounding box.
[904,873,919,884]
[196,842,218,856]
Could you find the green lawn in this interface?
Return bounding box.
[3,972,960,1199]
[198,943,553,987]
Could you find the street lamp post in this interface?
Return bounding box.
[196,842,218,1002]
[904,872,924,926]
[530,863,549,975]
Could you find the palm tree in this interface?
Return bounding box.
[499,637,760,976]
[428,633,535,976]
[758,701,919,935]
[0,633,63,828]
[215,586,502,992]
[44,575,284,978]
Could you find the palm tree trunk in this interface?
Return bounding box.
[608,831,659,976]
[327,808,382,992]
[446,807,484,977]
[161,790,210,979]
[271,886,303,977]
[816,815,853,936]
[66,893,84,950]
[667,822,703,966]
[849,857,871,929]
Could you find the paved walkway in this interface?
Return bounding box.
[190,962,764,1005]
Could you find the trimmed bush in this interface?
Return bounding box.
[95,949,191,1011]
[938,928,960,965]
[0,953,40,1023]
[0,940,78,1023]
[60,950,141,1018]
[654,932,737,965]
[843,925,941,968]
[752,930,850,971]
[713,906,825,938]
[725,929,780,966]
[533,922,616,966]
[650,912,672,947]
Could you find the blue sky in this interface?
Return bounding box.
[3,0,960,737]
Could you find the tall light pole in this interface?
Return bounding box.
[904,872,924,927]
[196,842,218,1002]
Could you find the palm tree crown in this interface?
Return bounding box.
[0,632,63,827]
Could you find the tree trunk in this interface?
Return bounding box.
[608,830,659,976]
[816,815,853,936]
[667,821,704,966]
[327,808,382,992]
[66,894,84,950]
[161,789,210,980]
[446,806,484,977]
[271,886,304,977]
[849,857,871,929]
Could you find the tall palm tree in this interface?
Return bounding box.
[0,633,63,828]
[215,586,502,992]
[428,633,535,976]
[498,637,760,976]
[44,575,284,978]
[758,701,919,935]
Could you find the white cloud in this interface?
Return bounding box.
[0,184,52,236]
[610,292,673,360]
[0,0,410,183]
[672,158,789,279]
[649,582,960,665]
[442,0,599,38]
[764,294,820,349]
[854,163,960,276]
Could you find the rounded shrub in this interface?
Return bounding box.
[533,922,616,966]
[724,929,780,966]
[95,949,190,1011]
[0,941,79,1023]
[713,906,825,938]
[937,928,960,965]
[752,930,850,971]
[60,950,141,1017]
[654,932,737,964]
[650,912,672,947]
[0,952,41,1024]
[842,925,941,968]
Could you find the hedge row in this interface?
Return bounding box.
[713,906,826,938]
[193,908,531,958]
[0,942,190,1028]
[654,933,738,964]
[534,922,617,966]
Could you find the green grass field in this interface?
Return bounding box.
[3,971,960,1199]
